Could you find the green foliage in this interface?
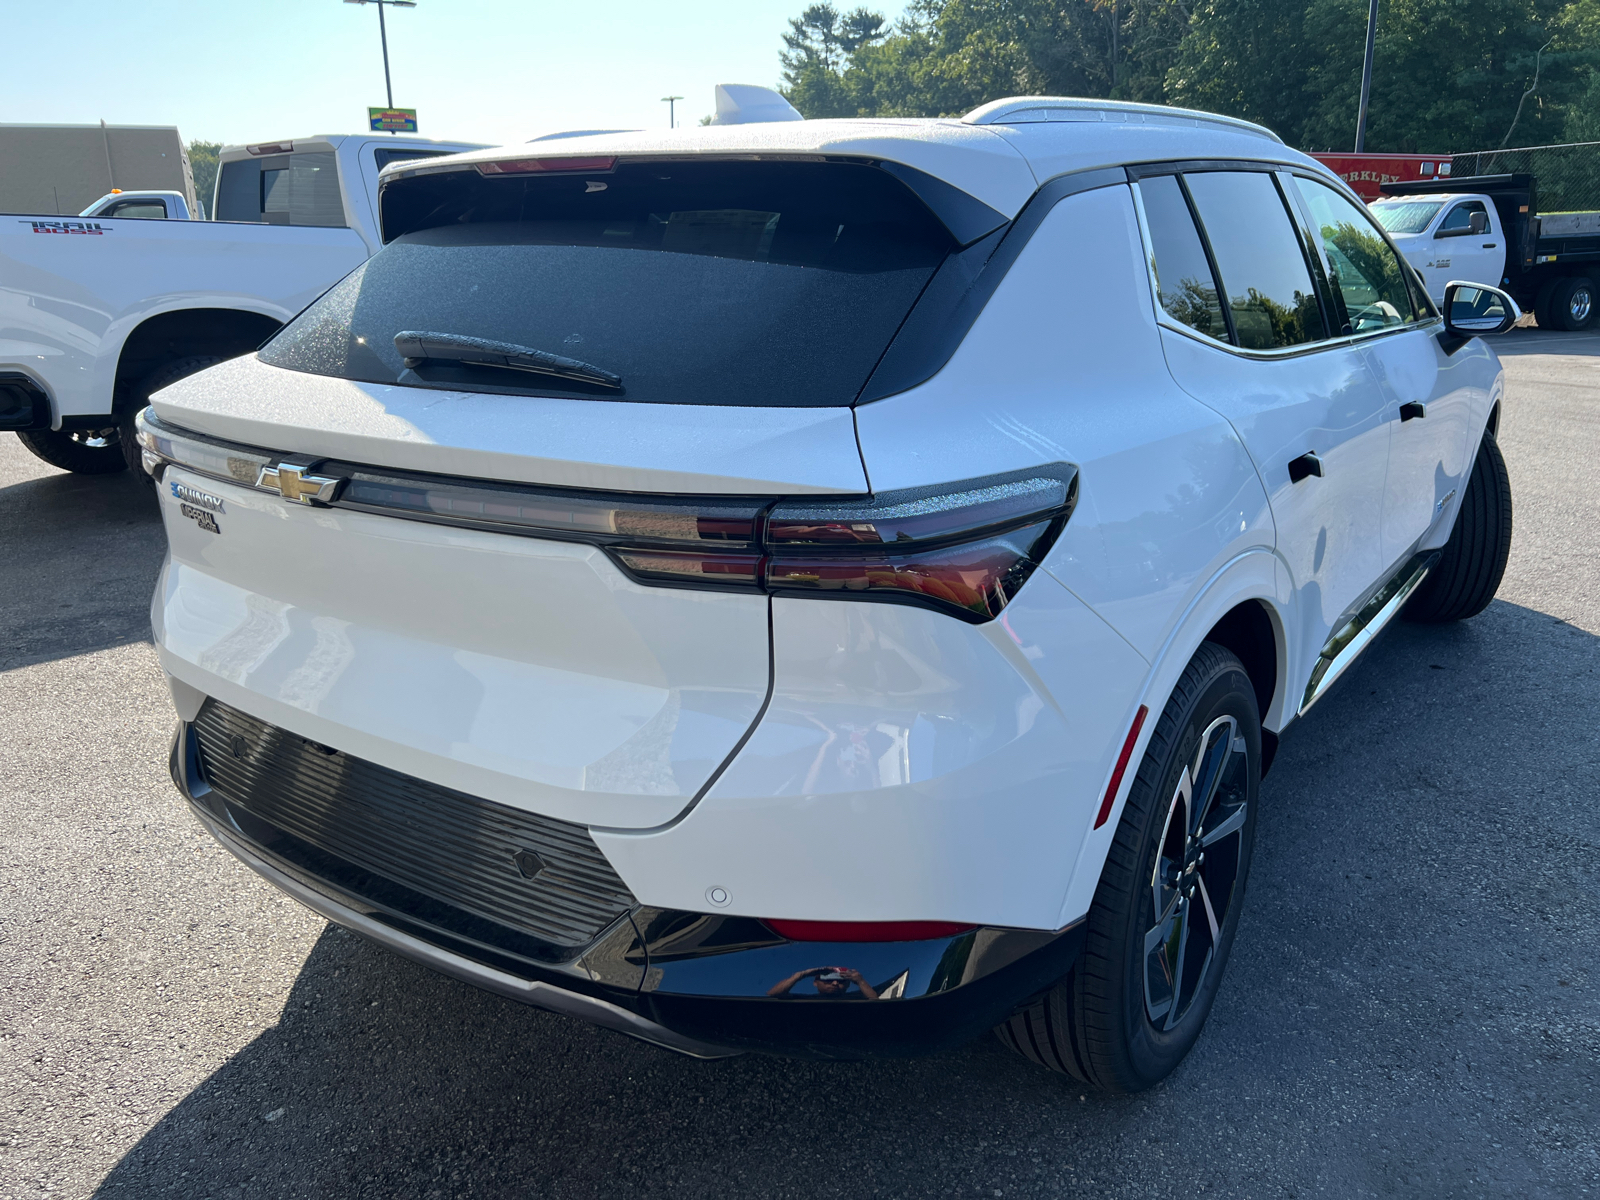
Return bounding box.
[777,0,1600,150]
[187,141,221,218]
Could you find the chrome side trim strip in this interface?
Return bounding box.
[1299,551,1439,716]
[188,805,742,1061]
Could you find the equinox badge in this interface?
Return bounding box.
[257,461,343,506]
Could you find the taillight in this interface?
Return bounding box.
[614,468,1078,623]
[137,411,1076,626]
[763,919,976,942]
[477,155,618,176]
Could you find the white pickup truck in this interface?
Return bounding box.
[1372,173,1600,331]
[1,133,485,474]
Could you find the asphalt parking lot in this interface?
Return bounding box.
[2,329,1597,1199]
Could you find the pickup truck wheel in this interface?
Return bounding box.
[1549,276,1596,331]
[118,355,223,474]
[996,643,1259,1092]
[15,427,128,475]
[1404,431,1513,623]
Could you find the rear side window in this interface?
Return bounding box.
[1138,175,1226,341]
[1182,172,1327,350]
[213,152,344,226]
[1294,177,1419,333]
[259,160,956,407]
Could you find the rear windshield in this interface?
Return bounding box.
[257,160,954,407]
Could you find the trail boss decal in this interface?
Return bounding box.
[20,220,107,235]
[169,480,223,533]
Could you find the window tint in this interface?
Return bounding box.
[1138,175,1226,341]
[1441,201,1487,231]
[212,152,344,226]
[260,160,955,408]
[1294,177,1418,333]
[261,152,344,226]
[1183,172,1327,350]
[373,148,451,171]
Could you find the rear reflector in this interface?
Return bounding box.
[763,919,975,942]
[477,156,617,176]
[1094,704,1149,830]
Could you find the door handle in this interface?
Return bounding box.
[1288,452,1323,483]
[1483,242,1497,248]
[1400,402,1427,421]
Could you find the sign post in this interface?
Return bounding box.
[368,108,418,133]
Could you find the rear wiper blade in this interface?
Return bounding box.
[393,331,622,389]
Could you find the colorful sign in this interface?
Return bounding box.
[368,108,419,133]
[1310,153,1453,202]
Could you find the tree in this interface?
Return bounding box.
[187,141,221,218]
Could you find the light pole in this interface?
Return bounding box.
[1354,0,1379,152]
[345,0,416,128]
[661,95,683,129]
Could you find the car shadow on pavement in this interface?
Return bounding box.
[90,597,1599,1200]
[0,465,164,672]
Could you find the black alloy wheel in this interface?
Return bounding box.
[997,642,1260,1092]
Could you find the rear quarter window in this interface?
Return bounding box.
[258,160,956,407]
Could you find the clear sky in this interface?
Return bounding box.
[0,0,830,149]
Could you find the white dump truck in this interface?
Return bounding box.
[1373,172,1600,330]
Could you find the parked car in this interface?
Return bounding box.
[79,189,198,220]
[1,133,484,476]
[135,94,1518,1091]
[1373,172,1600,330]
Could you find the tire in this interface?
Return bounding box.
[117,355,222,474]
[1404,431,1513,623]
[15,426,127,474]
[996,643,1260,1093]
[1548,276,1595,332]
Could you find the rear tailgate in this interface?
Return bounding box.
[151,373,868,832]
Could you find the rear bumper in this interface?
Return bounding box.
[171,719,1084,1060]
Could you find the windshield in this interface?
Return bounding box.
[258,160,956,407]
[1369,200,1445,235]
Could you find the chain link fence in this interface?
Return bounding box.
[1450,142,1600,213]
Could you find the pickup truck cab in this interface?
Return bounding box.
[2,133,485,476]
[1370,192,1505,302]
[80,190,197,220]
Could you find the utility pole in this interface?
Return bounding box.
[345,0,417,131]
[1354,0,1379,152]
[661,95,683,129]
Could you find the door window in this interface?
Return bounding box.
[1440,201,1488,232]
[1137,175,1227,341]
[104,199,167,219]
[1182,172,1327,350]
[1293,177,1421,333]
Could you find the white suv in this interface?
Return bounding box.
[137,97,1517,1091]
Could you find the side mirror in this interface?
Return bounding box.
[1469,210,1488,234]
[1442,281,1520,345]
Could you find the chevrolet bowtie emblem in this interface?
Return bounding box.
[257,461,343,505]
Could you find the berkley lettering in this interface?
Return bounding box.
[21,220,108,235]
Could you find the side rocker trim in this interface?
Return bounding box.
[1299,551,1438,716]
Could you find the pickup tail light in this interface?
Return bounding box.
[763,919,976,942]
[137,410,1076,626]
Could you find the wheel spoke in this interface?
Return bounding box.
[1187,719,1237,837]
[1199,804,1247,848]
[1163,901,1192,1031]
[1196,874,1222,942]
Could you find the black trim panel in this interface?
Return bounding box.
[857,166,1130,404]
